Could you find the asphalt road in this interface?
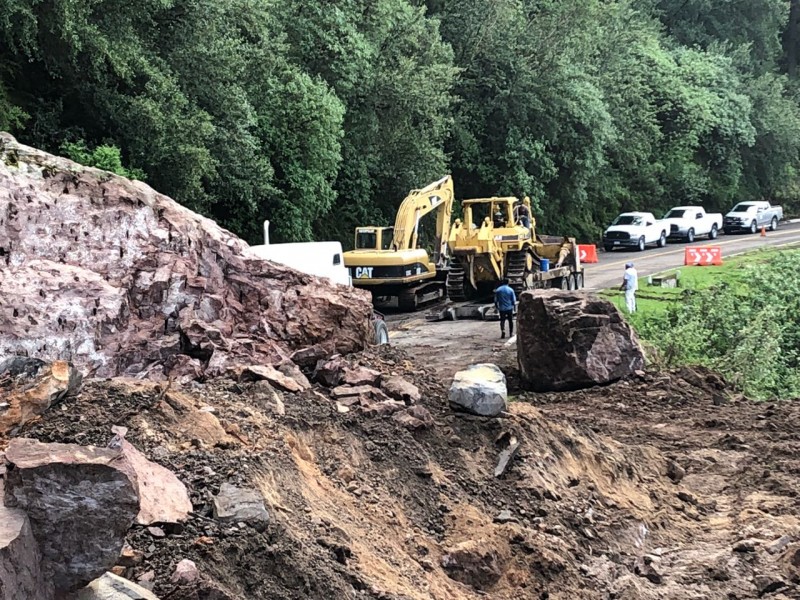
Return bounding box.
[583,222,800,290]
[386,221,800,373]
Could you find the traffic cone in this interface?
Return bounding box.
[761,225,766,237]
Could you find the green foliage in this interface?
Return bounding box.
[634,252,800,400]
[61,140,145,180]
[1,0,800,246]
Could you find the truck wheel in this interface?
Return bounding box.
[559,277,569,290]
[567,274,576,290]
[637,236,646,251]
[604,245,614,252]
[709,224,718,240]
[373,319,389,345]
[686,228,695,243]
[575,272,584,289]
[749,220,757,234]
[771,216,778,231]
[657,231,666,248]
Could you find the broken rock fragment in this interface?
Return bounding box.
[313,356,348,387]
[3,438,140,594]
[239,364,308,393]
[0,359,83,435]
[112,431,192,526]
[74,571,160,600]
[449,364,507,417]
[212,483,269,531]
[342,366,382,387]
[0,503,53,600]
[381,375,421,405]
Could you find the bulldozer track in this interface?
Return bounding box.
[446,261,467,302]
[506,250,529,295]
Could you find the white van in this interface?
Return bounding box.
[248,241,350,287]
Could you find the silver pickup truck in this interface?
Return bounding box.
[723,201,783,234]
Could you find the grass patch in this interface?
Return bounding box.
[604,245,800,400]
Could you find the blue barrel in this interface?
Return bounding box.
[540,258,550,272]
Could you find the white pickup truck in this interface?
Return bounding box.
[662,206,723,243]
[602,212,667,252]
[723,201,783,234]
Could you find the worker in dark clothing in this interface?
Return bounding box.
[493,206,506,228]
[494,278,517,339]
[515,201,531,228]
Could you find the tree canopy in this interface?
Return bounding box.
[2,0,800,243]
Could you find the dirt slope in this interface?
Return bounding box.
[13,348,800,599]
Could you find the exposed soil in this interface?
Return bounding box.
[13,347,800,599]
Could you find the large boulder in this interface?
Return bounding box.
[0,133,373,380]
[517,290,645,392]
[0,503,53,599]
[3,438,140,594]
[448,364,507,417]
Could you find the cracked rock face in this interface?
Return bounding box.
[517,290,645,392]
[0,133,373,380]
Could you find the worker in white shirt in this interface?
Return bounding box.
[620,262,638,313]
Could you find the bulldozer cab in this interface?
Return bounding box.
[461,197,532,233]
[355,227,395,251]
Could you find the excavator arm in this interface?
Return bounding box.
[391,175,454,266]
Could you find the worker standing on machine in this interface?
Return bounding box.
[514,200,531,228]
[494,278,517,339]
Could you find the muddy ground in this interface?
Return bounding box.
[14,345,800,599]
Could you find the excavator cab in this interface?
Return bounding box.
[354,227,395,251]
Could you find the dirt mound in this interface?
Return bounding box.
[10,347,797,598]
[0,133,372,381]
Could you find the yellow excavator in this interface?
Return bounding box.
[446,195,584,300]
[344,176,454,310]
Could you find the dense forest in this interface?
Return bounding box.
[2,0,800,244]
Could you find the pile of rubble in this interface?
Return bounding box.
[0,133,373,382]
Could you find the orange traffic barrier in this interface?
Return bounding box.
[761,225,766,237]
[684,246,723,266]
[578,244,598,263]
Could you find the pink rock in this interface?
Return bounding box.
[170,558,200,584]
[239,365,307,393]
[111,429,192,526]
[0,133,373,381]
[342,367,382,387]
[380,375,421,405]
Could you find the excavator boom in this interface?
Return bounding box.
[391,175,454,265]
[344,175,455,311]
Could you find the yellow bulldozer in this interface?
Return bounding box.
[343,176,454,310]
[446,195,584,300]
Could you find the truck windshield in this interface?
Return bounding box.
[612,215,643,226]
[731,204,754,213]
[356,231,377,249]
[664,209,686,219]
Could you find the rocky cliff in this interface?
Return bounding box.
[0,133,373,380]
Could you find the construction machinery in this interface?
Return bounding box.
[446,195,584,300]
[344,176,454,310]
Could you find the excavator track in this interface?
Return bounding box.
[446,261,468,302]
[506,250,530,296]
